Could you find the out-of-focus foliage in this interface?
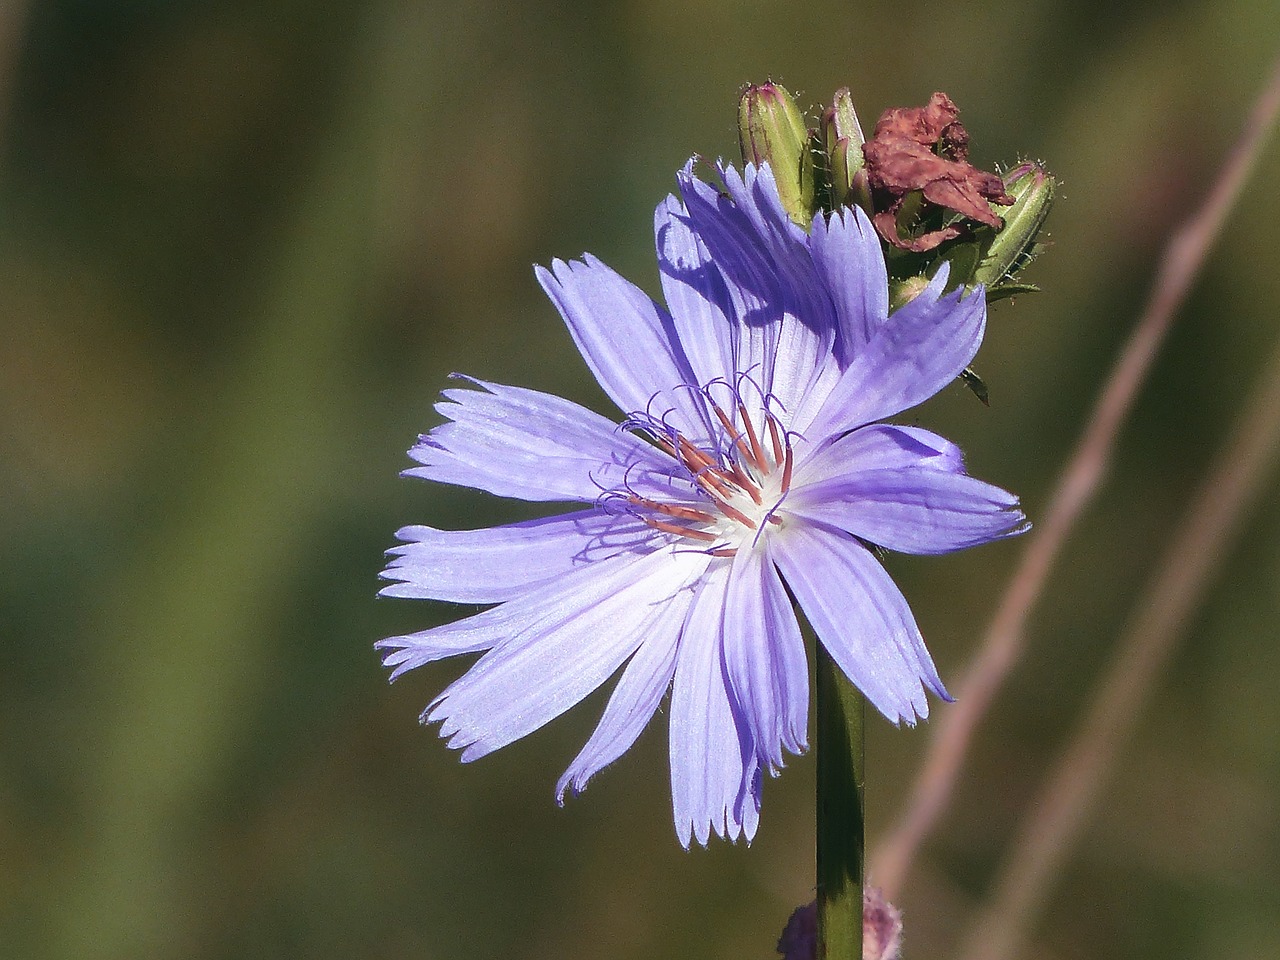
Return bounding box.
[1,2,1278,958]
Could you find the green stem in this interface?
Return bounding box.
[816,647,866,959]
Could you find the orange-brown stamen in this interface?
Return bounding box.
[737,401,767,472]
[726,459,764,505]
[640,517,719,542]
[709,401,762,472]
[767,416,784,466]
[629,495,717,524]
[714,499,758,530]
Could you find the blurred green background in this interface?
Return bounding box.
[2,1,1278,958]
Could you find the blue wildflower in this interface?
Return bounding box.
[378,162,1026,847]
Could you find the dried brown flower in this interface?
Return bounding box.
[863,92,1013,252]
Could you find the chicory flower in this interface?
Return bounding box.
[378,161,1026,846]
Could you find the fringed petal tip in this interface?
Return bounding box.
[673,757,763,850]
[933,675,956,705]
[552,762,609,808]
[890,690,934,728]
[553,776,577,808]
[1001,510,1032,543]
[428,699,493,764]
[375,580,418,600]
[887,665,955,728]
[912,263,988,316]
[675,810,758,850]
[373,636,427,682]
[885,697,926,729]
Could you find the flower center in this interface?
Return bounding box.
[627,393,794,557]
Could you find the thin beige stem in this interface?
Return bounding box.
[954,299,1280,960]
[870,51,1280,900]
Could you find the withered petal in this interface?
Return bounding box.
[872,207,963,252]
[863,137,953,192]
[862,92,1013,236]
[922,179,1005,228]
[872,91,960,145]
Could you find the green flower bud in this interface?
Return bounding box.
[974,162,1056,298]
[889,274,931,311]
[820,88,872,212]
[738,82,816,228]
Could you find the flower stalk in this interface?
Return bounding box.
[816,647,866,959]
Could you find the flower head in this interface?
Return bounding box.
[378,161,1026,846]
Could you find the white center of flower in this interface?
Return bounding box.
[629,395,794,557]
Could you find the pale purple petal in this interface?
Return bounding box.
[773,524,949,725]
[375,549,643,681]
[800,267,986,438]
[788,469,1027,555]
[654,194,737,390]
[734,754,761,844]
[720,545,808,772]
[808,205,890,357]
[719,162,810,251]
[687,163,838,417]
[375,619,498,683]
[719,164,831,333]
[720,164,835,337]
[406,377,686,503]
[379,509,656,603]
[536,256,709,436]
[554,580,693,801]
[794,423,966,490]
[675,166,779,414]
[668,562,757,847]
[427,548,709,762]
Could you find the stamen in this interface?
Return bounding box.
[707,400,762,473]
[714,498,758,530]
[737,401,767,472]
[629,495,717,524]
[679,439,739,500]
[690,472,735,509]
[623,387,798,556]
[726,458,764,505]
[640,517,720,542]
[766,415,784,466]
[677,436,715,472]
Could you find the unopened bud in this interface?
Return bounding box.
[975,161,1056,298]
[889,274,931,312]
[738,82,816,228]
[821,88,872,212]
